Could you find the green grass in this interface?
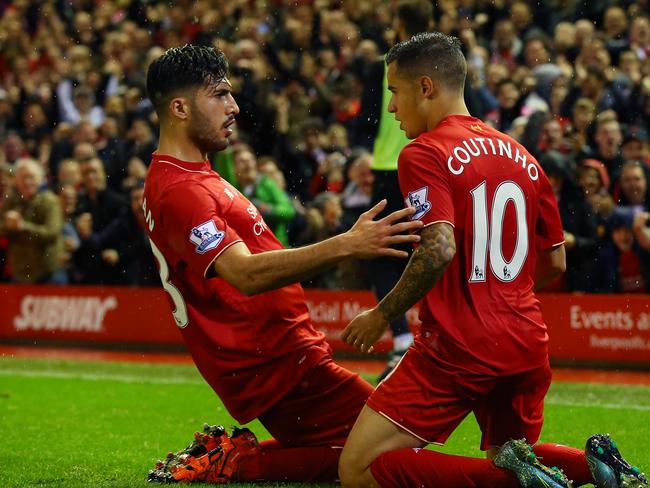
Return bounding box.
[1,357,649,487]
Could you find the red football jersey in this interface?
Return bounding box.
[144,154,328,423]
[398,115,564,375]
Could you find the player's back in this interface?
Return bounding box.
[398,115,564,375]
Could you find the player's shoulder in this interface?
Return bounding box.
[399,136,446,165]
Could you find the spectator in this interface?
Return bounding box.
[121,157,148,193]
[0,89,16,140]
[486,79,524,132]
[629,15,650,61]
[19,101,51,164]
[295,192,344,289]
[309,151,346,198]
[0,158,65,284]
[126,118,157,165]
[58,184,81,282]
[602,6,629,65]
[81,181,159,286]
[577,159,615,227]
[617,160,649,208]
[523,35,563,100]
[233,146,296,248]
[280,117,330,202]
[0,163,13,281]
[73,157,128,284]
[490,19,521,70]
[553,22,578,62]
[536,116,571,156]
[257,156,287,191]
[0,163,13,207]
[340,151,374,225]
[2,131,28,165]
[59,85,106,128]
[597,206,650,293]
[561,65,628,119]
[567,97,596,154]
[510,1,534,38]
[539,151,600,291]
[589,112,625,181]
[621,126,650,164]
[56,159,82,190]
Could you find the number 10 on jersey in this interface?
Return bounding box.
[469,180,528,283]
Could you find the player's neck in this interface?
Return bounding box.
[157,126,207,163]
[428,97,470,131]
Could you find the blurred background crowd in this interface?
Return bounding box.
[0,0,649,293]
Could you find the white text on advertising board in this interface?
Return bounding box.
[14,295,118,332]
[569,305,650,331]
[305,300,369,323]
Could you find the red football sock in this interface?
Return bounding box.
[237,445,341,482]
[370,448,520,488]
[533,443,593,485]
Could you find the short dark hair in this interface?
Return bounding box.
[146,44,229,117]
[396,0,432,37]
[385,32,466,92]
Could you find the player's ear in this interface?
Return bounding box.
[169,97,189,120]
[419,76,435,99]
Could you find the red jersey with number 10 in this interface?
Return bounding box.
[398,115,564,376]
[143,154,328,423]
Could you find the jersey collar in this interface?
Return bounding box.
[152,153,211,172]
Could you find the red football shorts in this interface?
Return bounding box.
[258,356,373,447]
[367,346,552,450]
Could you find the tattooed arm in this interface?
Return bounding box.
[341,223,456,353]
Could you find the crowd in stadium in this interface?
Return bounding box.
[0,0,648,293]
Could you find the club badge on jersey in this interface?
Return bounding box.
[189,220,225,254]
[405,187,432,220]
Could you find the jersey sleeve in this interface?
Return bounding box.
[398,141,454,227]
[535,170,565,250]
[158,182,243,277]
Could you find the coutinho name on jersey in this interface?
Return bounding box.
[446,136,539,181]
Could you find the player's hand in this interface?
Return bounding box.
[346,200,423,259]
[341,307,390,354]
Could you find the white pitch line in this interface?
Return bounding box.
[2,369,650,412]
[545,398,650,412]
[0,368,204,385]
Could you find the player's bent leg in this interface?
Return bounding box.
[338,404,425,488]
[533,443,593,485]
[340,407,522,488]
[236,445,343,482]
[238,358,373,483]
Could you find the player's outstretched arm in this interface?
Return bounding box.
[212,200,423,295]
[342,222,456,353]
[534,244,566,291]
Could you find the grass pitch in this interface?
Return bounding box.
[1,357,649,487]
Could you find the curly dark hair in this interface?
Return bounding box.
[385,32,466,93]
[146,44,229,117]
